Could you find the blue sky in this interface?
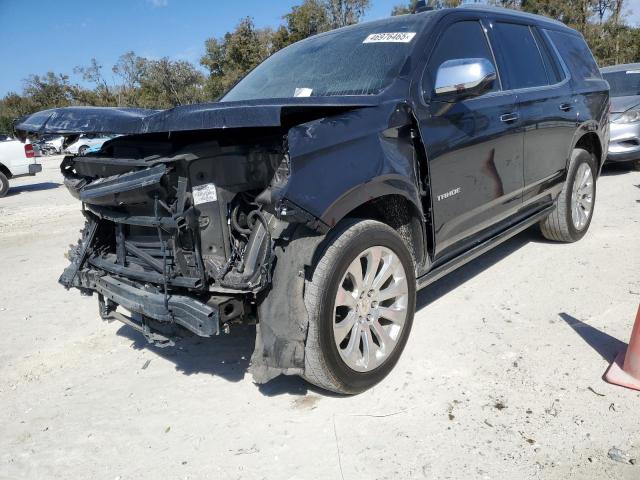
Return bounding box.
[1,0,639,97]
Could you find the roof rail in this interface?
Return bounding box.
[455,4,566,27]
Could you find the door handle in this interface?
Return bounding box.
[500,113,519,123]
[559,103,573,112]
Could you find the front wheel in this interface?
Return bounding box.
[303,219,416,394]
[540,148,597,243]
[78,145,89,156]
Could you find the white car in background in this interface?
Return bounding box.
[0,138,42,197]
[64,134,116,155]
[42,135,65,154]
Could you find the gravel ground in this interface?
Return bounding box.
[1,156,639,480]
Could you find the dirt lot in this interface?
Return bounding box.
[0,155,639,480]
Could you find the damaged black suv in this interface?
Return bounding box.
[16,7,609,394]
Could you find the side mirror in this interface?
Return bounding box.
[433,58,497,100]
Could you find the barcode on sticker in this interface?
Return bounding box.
[363,32,416,43]
[192,183,217,205]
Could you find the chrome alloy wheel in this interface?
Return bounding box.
[332,246,409,372]
[571,163,594,230]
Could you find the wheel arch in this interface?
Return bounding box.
[572,129,604,175]
[328,192,429,272]
[0,163,12,179]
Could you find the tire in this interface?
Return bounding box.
[540,148,597,243]
[303,219,416,394]
[633,160,640,171]
[78,145,89,156]
[0,172,9,198]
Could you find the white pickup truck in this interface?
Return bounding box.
[0,137,42,197]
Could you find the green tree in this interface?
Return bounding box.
[22,72,74,110]
[201,17,274,99]
[325,0,370,28]
[0,93,35,134]
[112,51,147,106]
[74,58,116,105]
[139,58,206,108]
[272,0,330,50]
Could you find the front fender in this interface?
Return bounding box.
[283,101,424,227]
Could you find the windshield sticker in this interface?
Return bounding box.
[363,32,416,44]
[192,183,217,205]
[294,88,313,97]
[626,70,640,74]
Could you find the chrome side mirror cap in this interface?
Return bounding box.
[434,58,497,99]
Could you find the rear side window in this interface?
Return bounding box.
[532,28,564,84]
[493,22,548,90]
[545,30,601,87]
[426,20,500,95]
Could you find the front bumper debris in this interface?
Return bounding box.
[95,274,219,336]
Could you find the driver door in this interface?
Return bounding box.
[415,18,524,261]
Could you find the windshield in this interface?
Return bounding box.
[222,16,426,102]
[603,69,640,97]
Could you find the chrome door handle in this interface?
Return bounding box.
[559,103,573,112]
[500,113,519,123]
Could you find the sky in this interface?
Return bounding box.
[1,0,639,97]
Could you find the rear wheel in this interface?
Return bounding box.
[540,148,596,243]
[303,219,416,394]
[0,172,9,198]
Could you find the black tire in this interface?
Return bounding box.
[78,145,89,156]
[303,219,416,395]
[540,148,597,242]
[0,172,9,198]
[633,160,640,171]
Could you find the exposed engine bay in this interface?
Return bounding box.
[59,130,300,348]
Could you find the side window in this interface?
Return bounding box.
[426,20,500,95]
[532,28,564,84]
[545,29,601,87]
[493,22,548,90]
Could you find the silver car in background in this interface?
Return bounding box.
[601,63,640,169]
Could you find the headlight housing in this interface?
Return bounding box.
[612,109,640,124]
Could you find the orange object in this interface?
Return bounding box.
[604,305,640,391]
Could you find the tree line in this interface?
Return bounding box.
[1,0,638,134]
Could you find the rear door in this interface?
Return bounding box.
[416,16,524,261]
[489,20,577,205]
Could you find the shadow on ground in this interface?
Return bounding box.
[116,323,256,382]
[600,163,639,177]
[7,182,61,196]
[417,227,541,311]
[559,312,626,362]
[116,322,314,396]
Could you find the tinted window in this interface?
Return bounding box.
[426,20,499,95]
[545,30,601,87]
[223,15,426,101]
[494,23,548,89]
[602,69,640,97]
[532,28,564,84]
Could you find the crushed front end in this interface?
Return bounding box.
[59,132,296,346]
